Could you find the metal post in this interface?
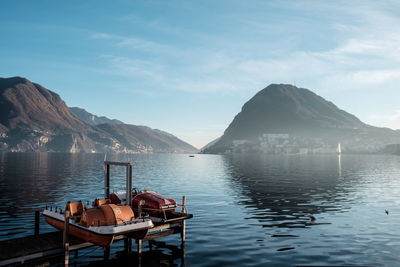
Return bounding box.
[127,237,132,254]
[181,196,186,244]
[137,239,142,255]
[34,211,40,236]
[104,163,110,199]
[104,246,110,260]
[124,237,132,254]
[63,210,70,267]
[126,164,132,207]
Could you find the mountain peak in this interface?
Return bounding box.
[0,76,198,153]
[0,76,31,89]
[70,107,124,126]
[203,84,400,154]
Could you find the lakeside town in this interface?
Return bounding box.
[228,133,386,155]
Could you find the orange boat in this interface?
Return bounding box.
[43,200,153,247]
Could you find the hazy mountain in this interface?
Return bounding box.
[0,77,198,153]
[203,84,400,154]
[200,137,220,152]
[70,107,123,125]
[97,124,198,153]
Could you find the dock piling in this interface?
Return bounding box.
[181,196,186,244]
[34,211,40,236]
[104,246,110,260]
[63,210,70,266]
[137,239,142,255]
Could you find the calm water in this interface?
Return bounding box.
[1,152,400,266]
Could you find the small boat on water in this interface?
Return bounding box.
[110,189,193,224]
[43,200,154,247]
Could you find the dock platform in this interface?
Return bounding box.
[0,161,190,266]
[0,216,185,266]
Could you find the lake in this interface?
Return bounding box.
[1,152,400,266]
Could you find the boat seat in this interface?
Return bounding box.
[93,198,111,207]
[65,201,84,222]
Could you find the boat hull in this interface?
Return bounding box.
[43,211,151,246]
[44,215,115,247]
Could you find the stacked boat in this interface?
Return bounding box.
[43,161,193,247]
[43,199,153,247]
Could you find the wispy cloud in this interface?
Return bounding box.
[390,110,400,121]
[87,0,400,112]
[90,32,169,54]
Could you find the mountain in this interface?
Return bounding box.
[96,124,198,153]
[200,137,220,152]
[70,107,123,125]
[203,84,400,154]
[0,76,198,153]
[0,76,103,152]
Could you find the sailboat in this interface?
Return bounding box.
[337,142,342,154]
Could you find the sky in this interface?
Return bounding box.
[1,0,400,148]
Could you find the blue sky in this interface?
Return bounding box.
[1,0,400,148]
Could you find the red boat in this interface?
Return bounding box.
[110,190,193,224]
[111,190,176,214]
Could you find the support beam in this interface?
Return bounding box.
[137,240,142,255]
[104,246,110,260]
[181,196,186,244]
[63,211,70,267]
[104,164,110,199]
[126,164,132,207]
[128,237,132,254]
[34,211,40,236]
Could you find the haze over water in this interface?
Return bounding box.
[1,152,400,266]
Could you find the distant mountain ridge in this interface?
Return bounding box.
[0,76,198,153]
[70,107,124,126]
[203,84,400,154]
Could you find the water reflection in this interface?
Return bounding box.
[3,152,400,266]
[0,152,106,238]
[223,154,352,228]
[81,240,185,267]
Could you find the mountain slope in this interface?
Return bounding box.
[0,77,88,131]
[70,107,123,126]
[0,76,198,153]
[203,84,400,154]
[0,77,103,152]
[97,124,198,153]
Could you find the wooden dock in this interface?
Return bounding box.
[0,219,185,266]
[0,161,190,266]
[0,207,187,266]
[0,231,96,266]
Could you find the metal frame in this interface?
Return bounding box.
[104,161,132,207]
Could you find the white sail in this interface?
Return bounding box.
[337,143,341,154]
